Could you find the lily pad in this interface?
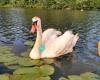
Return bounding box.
[11,74,50,80]
[24,40,34,46]
[80,72,100,80]
[20,49,31,57]
[18,57,40,66]
[0,75,9,80]
[4,60,18,66]
[10,74,24,80]
[68,75,84,80]
[35,76,51,80]
[13,67,40,75]
[39,65,55,76]
[59,77,68,80]
[43,59,54,64]
[0,54,17,63]
[0,46,11,55]
[7,65,22,70]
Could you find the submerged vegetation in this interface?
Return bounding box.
[0,0,100,10]
[0,41,100,80]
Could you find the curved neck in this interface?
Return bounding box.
[34,20,42,48]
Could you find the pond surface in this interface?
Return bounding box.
[0,8,100,78]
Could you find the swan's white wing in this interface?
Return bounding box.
[41,31,79,58]
[42,28,62,44]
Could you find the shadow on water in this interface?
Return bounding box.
[0,8,100,77]
[12,36,28,54]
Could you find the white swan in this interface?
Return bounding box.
[29,16,79,59]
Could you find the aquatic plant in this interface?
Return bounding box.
[43,59,54,65]
[10,74,51,80]
[24,40,34,46]
[80,72,100,80]
[17,57,40,66]
[59,77,68,80]
[39,65,55,76]
[0,45,100,80]
[68,75,84,80]
[59,72,100,80]
[0,45,54,80]
[20,48,31,57]
[13,67,40,75]
[0,74,9,80]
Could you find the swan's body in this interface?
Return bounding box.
[29,16,79,59]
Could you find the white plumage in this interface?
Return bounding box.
[29,16,79,59]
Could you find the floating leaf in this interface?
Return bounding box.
[39,65,55,76]
[35,76,51,80]
[18,57,40,66]
[19,74,38,80]
[0,46,11,54]
[10,74,23,80]
[13,67,39,75]
[4,60,18,66]
[7,65,21,70]
[0,75,9,80]
[59,77,68,80]
[68,75,84,80]
[80,72,100,80]
[20,49,31,57]
[24,40,34,46]
[0,54,17,63]
[43,59,54,64]
[11,74,50,80]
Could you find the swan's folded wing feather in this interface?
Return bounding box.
[42,28,62,44]
[42,28,56,43]
[41,31,79,58]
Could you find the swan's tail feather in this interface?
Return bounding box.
[72,33,79,47]
[63,33,79,55]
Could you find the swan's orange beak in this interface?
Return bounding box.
[30,23,36,33]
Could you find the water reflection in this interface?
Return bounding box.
[0,8,100,74]
[12,36,28,54]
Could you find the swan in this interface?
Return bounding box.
[29,16,79,59]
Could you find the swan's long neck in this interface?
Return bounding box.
[34,20,42,48]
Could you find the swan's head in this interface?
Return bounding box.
[30,16,41,33]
